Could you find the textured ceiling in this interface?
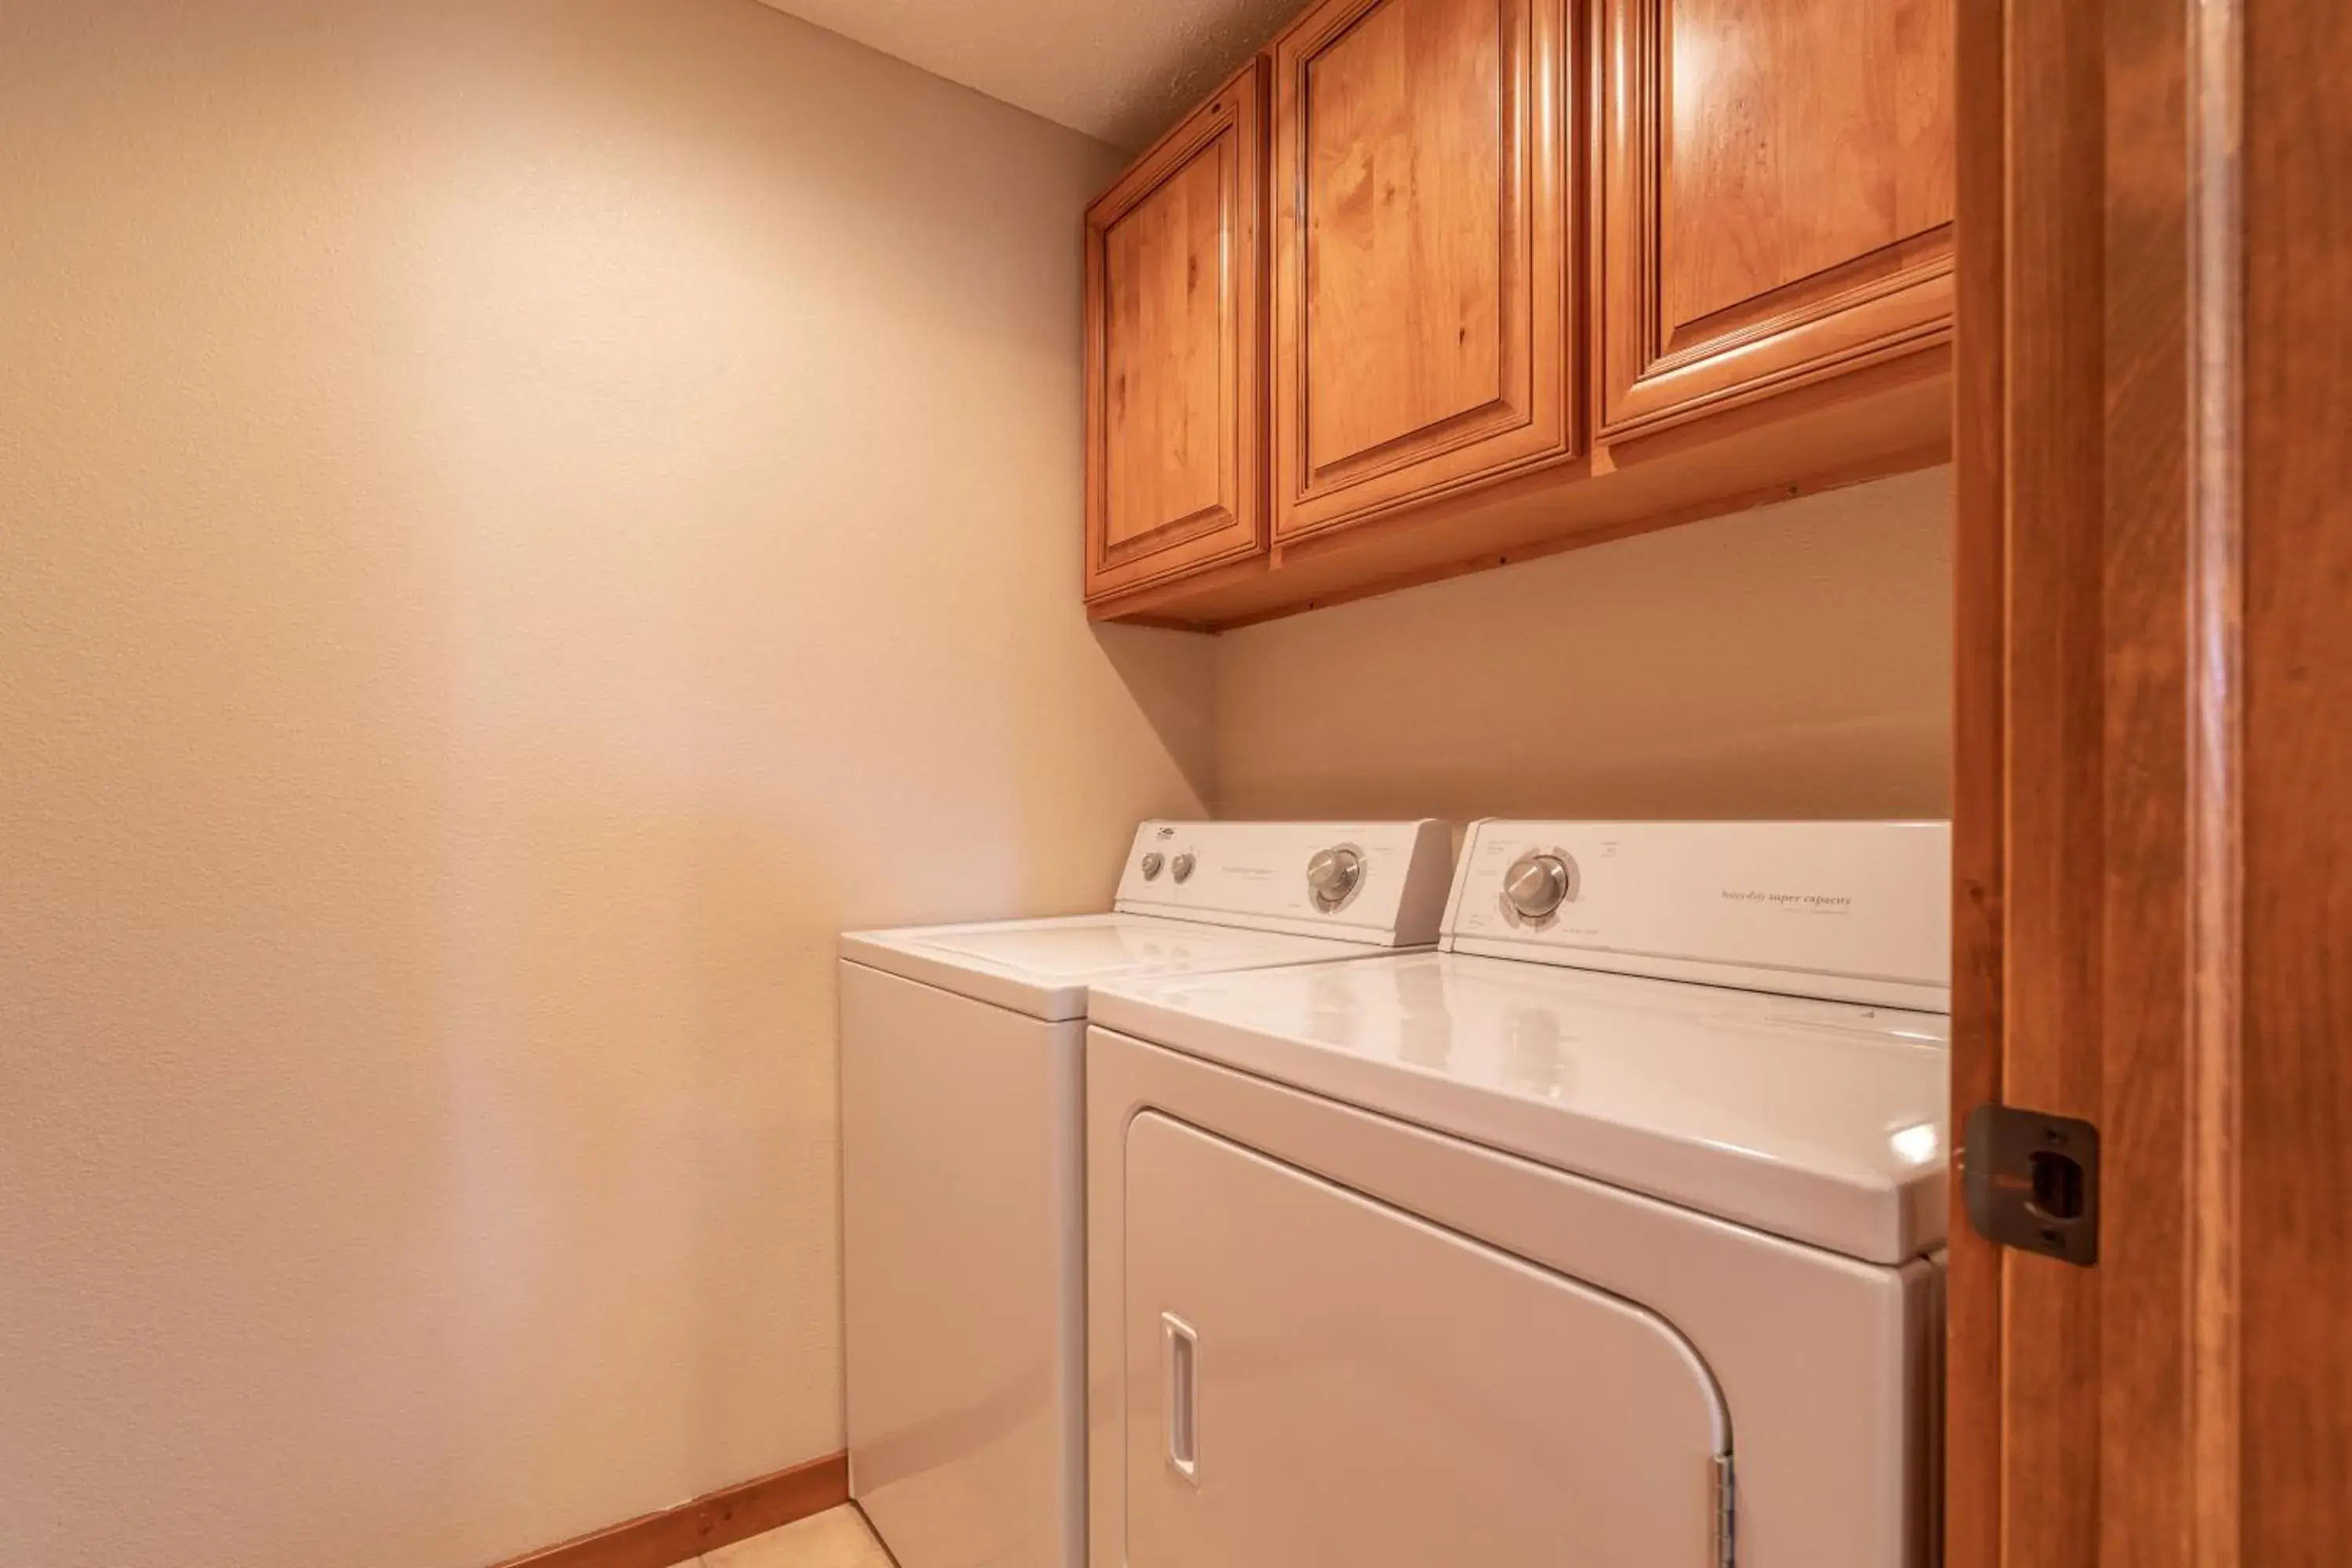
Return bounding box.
[753,0,1299,150]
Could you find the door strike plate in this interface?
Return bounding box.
[1961,1103,2101,1267]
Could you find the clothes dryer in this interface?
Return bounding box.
[1084,819,1951,1568]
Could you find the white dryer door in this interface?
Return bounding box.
[1121,1112,1731,1568]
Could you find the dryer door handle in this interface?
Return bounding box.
[1161,1312,1200,1484]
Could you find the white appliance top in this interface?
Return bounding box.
[841,913,1402,1022]
[1087,819,1955,1265]
[1089,953,1947,1264]
[840,821,1455,1021]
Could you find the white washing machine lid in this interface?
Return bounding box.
[839,913,1403,1022]
[1087,950,1950,1265]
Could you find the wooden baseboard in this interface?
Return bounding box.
[488,1450,850,1568]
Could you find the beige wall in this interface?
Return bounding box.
[0,5,1210,1567]
[1214,467,1953,823]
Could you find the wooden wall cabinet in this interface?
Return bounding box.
[1270,0,1575,541]
[1082,63,1268,600]
[1083,0,1954,629]
[1595,0,1955,437]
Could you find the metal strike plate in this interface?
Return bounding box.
[1962,1103,2101,1267]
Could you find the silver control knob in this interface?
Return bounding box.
[1306,846,1365,912]
[1503,852,1573,920]
[1141,851,1165,880]
[1171,851,1196,884]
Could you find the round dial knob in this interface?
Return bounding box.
[1171,851,1196,884]
[1306,846,1365,912]
[1141,851,1165,880]
[1503,852,1573,921]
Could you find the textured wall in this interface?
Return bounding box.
[1214,469,1953,824]
[0,5,1210,1566]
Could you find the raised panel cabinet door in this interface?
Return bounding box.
[1272,0,1575,543]
[1084,62,1268,601]
[1598,0,1955,437]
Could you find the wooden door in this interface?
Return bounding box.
[1597,0,1954,437]
[1083,62,1267,601]
[1948,0,2352,1563]
[1270,0,1574,543]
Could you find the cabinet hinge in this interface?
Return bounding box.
[1713,1452,1737,1568]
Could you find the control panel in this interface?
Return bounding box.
[1114,820,1455,946]
[1442,820,1952,1007]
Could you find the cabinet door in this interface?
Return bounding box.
[1271,0,1574,543]
[1084,64,1267,601]
[1598,0,1954,437]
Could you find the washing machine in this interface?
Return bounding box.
[837,818,1456,1568]
[1083,818,1951,1568]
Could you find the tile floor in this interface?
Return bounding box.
[688,1505,895,1568]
